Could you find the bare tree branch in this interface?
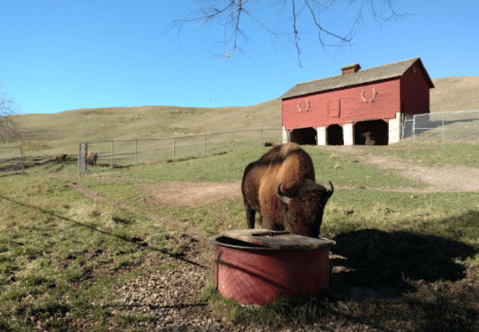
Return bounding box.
[0,83,22,143]
[165,0,406,66]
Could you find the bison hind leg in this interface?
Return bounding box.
[258,215,263,229]
[244,200,256,229]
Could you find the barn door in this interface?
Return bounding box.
[328,100,340,118]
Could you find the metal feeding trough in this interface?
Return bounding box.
[209,229,336,306]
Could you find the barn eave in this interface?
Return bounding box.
[281,57,433,100]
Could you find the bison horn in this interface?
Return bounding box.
[276,182,291,205]
[327,181,334,197]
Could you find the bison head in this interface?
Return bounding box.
[276,180,334,238]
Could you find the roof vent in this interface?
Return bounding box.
[341,63,361,75]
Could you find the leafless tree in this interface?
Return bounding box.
[166,0,405,66]
[0,83,22,142]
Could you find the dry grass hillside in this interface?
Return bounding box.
[430,76,479,113]
[4,76,479,156]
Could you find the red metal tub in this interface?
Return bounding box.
[209,229,336,306]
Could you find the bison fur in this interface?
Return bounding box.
[241,142,334,238]
[55,154,67,162]
[263,142,277,147]
[362,132,376,146]
[86,151,98,166]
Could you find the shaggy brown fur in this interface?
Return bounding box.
[362,132,376,146]
[86,151,98,166]
[263,142,277,147]
[241,143,333,238]
[55,154,67,162]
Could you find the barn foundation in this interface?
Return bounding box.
[316,127,326,145]
[388,112,401,144]
[343,123,354,146]
[282,126,289,144]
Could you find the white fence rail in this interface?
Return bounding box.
[402,110,479,142]
[78,129,282,176]
[0,146,25,174]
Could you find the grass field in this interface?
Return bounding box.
[0,75,478,330]
[1,142,478,331]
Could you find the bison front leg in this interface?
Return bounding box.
[243,200,256,229]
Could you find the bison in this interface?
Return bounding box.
[263,142,277,147]
[55,154,67,162]
[241,142,334,238]
[86,151,98,166]
[362,132,376,146]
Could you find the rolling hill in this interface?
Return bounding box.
[4,76,479,156]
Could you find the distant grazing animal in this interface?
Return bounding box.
[86,152,98,166]
[241,142,334,238]
[362,132,376,146]
[55,154,67,162]
[263,142,277,147]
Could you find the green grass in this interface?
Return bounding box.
[1,99,282,158]
[353,140,479,168]
[0,144,478,331]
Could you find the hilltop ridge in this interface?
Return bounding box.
[6,76,479,156]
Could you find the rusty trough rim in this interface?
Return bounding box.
[209,231,336,251]
[209,235,274,251]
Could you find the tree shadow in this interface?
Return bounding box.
[330,216,478,300]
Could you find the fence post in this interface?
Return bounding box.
[135,139,138,165]
[441,112,444,141]
[204,134,207,157]
[84,143,88,171]
[232,132,235,151]
[173,138,175,161]
[111,141,114,168]
[412,115,416,141]
[78,143,81,177]
[20,145,24,173]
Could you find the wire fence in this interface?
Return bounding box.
[402,110,479,142]
[78,129,283,176]
[0,146,24,174]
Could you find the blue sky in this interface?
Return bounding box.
[1,0,478,114]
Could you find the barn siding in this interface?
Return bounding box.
[282,79,401,131]
[400,63,431,115]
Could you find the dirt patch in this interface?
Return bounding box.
[142,180,243,208]
[321,146,479,193]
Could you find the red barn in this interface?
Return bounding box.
[281,57,434,145]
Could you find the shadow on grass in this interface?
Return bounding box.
[330,220,478,301]
[0,193,206,269]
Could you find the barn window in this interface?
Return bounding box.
[328,100,340,118]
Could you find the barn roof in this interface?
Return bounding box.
[282,57,434,100]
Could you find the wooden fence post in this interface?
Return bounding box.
[412,116,416,141]
[20,145,24,173]
[135,139,138,165]
[111,141,114,168]
[78,143,81,177]
[84,143,88,171]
